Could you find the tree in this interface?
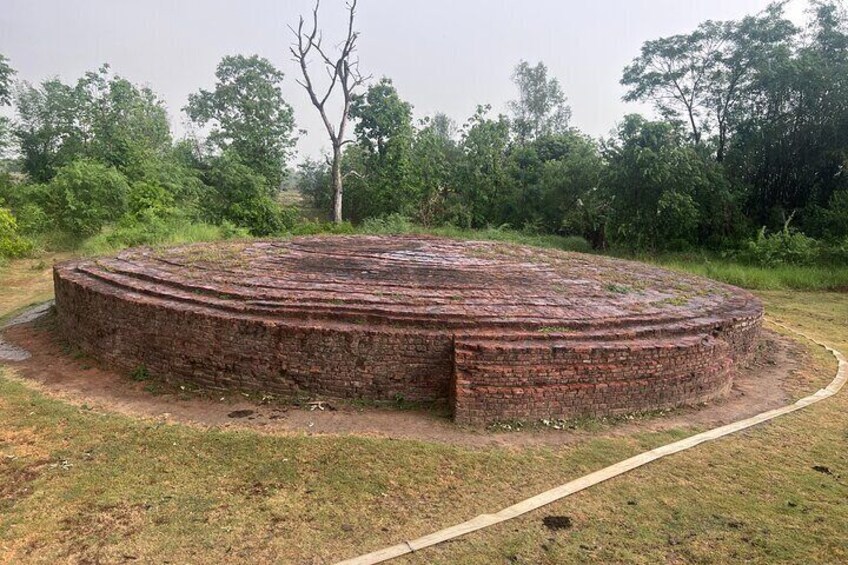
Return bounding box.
[0,55,15,161]
[203,154,292,236]
[46,159,130,237]
[14,78,80,182]
[0,54,14,107]
[512,133,605,236]
[604,115,718,251]
[14,66,171,182]
[347,78,416,219]
[726,1,848,230]
[508,61,571,143]
[185,55,295,188]
[621,6,795,160]
[450,105,511,227]
[290,0,368,223]
[410,113,461,225]
[74,65,172,178]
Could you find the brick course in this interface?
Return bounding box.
[53,236,763,425]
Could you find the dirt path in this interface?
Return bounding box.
[0,306,815,449]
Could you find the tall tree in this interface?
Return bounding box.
[185,55,295,188]
[14,66,171,182]
[291,0,367,223]
[410,113,460,225]
[622,5,795,160]
[508,61,571,143]
[0,54,14,107]
[347,77,415,219]
[727,1,848,229]
[451,105,511,227]
[0,55,15,160]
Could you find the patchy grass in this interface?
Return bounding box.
[1,254,846,563]
[408,291,848,564]
[0,255,67,324]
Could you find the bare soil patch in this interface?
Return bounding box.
[0,310,814,449]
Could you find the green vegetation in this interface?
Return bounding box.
[0,1,846,278]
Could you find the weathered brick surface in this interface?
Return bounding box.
[53,236,763,424]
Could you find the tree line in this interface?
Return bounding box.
[1,0,847,265]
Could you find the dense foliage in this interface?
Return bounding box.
[298,1,848,259]
[0,1,846,267]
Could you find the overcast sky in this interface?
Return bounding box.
[1,0,807,161]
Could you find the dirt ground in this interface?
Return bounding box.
[0,308,815,449]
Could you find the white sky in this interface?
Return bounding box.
[0,0,808,162]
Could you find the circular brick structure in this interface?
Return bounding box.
[54,236,763,425]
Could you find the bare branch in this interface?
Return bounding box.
[289,0,366,223]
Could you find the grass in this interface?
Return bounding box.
[17,214,845,291]
[78,218,245,257]
[410,289,848,564]
[651,256,848,292]
[1,243,847,562]
[0,255,66,324]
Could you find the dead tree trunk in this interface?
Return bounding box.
[331,144,343,222]
[290,0,367,223]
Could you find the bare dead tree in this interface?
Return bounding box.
[290,0,367,223]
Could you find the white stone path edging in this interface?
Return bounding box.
[336,319,848,565]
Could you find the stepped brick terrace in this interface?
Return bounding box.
[53,235,764,425]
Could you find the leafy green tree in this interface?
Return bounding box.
[13,79,79,182]
[450,105,511,227]
[533,134,605,235]
[46,159,130,237]
[185,55,296,188]
[410,113,461,225]
[508,61,571,143]
[347,78,416,220]
[203,154,292,236]
[75,66,172,178]
[0,54,14,107]
[604,115,715,250]
[296,157,333,214]
[622,6,794,159]
[14,66,171,182]
[0,55,15,161]
[726,1,848,230]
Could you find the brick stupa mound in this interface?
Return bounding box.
[54,236,763,425]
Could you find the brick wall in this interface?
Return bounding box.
[54,270,454,402]
[53,240,763,426]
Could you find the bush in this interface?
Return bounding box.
[288,219,357,236]
[360,213,417,234]
[126,180,176,221]
[204,155,297,236]
[46,159,130,238]
[740,225,820,266]
[0,207,33,258]
[81,216,250,256]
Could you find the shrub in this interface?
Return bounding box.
[46,159,130,237]
[0,206,33,258]
[289,220,357,236]
[741,224,820,266]
[204,155,296,236]
[360,213,417,234]
[126,180,176,220]
[81,216,249,255]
